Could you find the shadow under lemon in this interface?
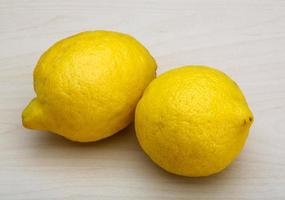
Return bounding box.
[26,122,246,186]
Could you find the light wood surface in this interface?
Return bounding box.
[1,0,285,199]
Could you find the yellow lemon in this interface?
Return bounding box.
[135,66,253,176]
[22,31,157,142]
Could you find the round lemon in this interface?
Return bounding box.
[135,66,253,176]
[22,31,157,142]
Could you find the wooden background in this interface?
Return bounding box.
[1,0,285,199]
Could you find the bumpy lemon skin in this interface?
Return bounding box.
[22,31,157,142]
[135,66,253,177]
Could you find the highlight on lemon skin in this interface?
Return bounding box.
[135,65,254,177]
[22,30,157,142]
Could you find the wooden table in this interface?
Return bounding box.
[1,0,284,199]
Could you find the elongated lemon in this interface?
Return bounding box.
[23,31,157,142]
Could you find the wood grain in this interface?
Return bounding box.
[1,0,285,199]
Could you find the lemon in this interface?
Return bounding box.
[22,31,157,142]
[135,66,253,177]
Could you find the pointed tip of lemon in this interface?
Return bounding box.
[22,98,45,131]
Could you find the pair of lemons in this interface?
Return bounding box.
[22,31,253,177]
